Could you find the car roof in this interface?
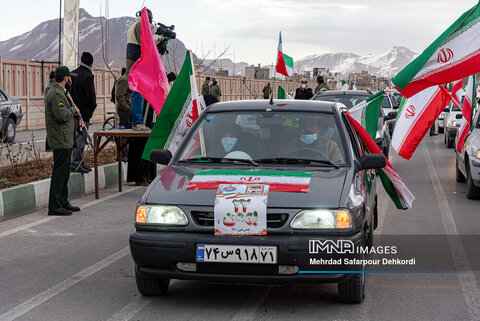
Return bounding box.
[315,90,371,97]
[206,99,338,113]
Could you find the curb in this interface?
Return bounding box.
[0,162,128,220]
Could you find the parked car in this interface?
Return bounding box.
[0,88,23,143]
[443,97,464,148]
[437,107,449,134]
[455,107,480,199]
[313,90,393,157]
[129,100,386,303]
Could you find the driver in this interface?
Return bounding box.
[278,118,344,164]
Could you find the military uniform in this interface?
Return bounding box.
[210,84,222,100]
[314,83,330,95]
[201,82,210,95]
[262,85,272,99]
[45,82,77,212]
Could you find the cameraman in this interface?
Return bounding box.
[125,8,163,130]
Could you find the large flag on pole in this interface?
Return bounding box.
[276,32,293,77]
[457,75,477,153]
[128,7,170,115]
[392,2,480,98]
[142,50,202,160]
[345,112,415,209]
[348,91,385,140]
[391,85,451,160]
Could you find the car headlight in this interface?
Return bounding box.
[375,131,381,139]
[290,209,352,229]
[135,205,188,225]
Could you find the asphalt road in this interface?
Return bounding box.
[1,135,480,321]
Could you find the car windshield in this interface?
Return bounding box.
[177,111,348,166]
[314,94,369,109]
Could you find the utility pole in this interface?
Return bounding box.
[58,0,62,65]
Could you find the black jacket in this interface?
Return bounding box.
[70,65,97,122]
[295,87,313,100]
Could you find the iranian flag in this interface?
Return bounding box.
[278,85,294,99]
[344,112,415,209]
[391,85,451,160]
[350,82,357,90]
[392,2,480,98]
[187,170,312,193]
[450,79,465,106]
[348,90,385,139]
[276,32,293,77]
[457,75,477,153]
[142,50,204,160]
[340,80,350,90]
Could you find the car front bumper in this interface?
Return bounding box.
[130,230,364,284]
[470,157,480,187]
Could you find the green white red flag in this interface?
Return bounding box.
[348,90,384,140]
[187,170,312,193]
[450,79,464,106]
[392,2,480,98]
[340,80,349,90]
[276,32,294,77]
[391,85,451,160]
[278,85,294,99]
[142,50,204,160]
[344,112,415,210]
[457,75,477,153]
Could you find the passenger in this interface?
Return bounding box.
[278,118,344,164]
[208,123,253,158]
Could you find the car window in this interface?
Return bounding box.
[0,91,7,101]
[314,94,369,109]
[381,95,392,109]
[177,111,348,166]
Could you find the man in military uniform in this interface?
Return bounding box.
[262,82,272,99]
[314,75,330,95]
[201,77,211,95]
[45,66,81,216]
[295,78,313,100]
[210,79,222,101]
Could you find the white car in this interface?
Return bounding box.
[443,98,464,148]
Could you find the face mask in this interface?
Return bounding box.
[300,133,317,145]
[301,84,307,89]
[65,77,72,91]
[221,137,238,152]
[209,81,213,85]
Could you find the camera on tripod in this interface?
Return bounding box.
[155,23,176,55]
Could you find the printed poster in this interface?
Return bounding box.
[63,0,79,69]
[214,184,269,236]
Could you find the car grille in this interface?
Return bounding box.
[197,263,278,275]
[191,211,289,228]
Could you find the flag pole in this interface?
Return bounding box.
[440,85,463,111]
[188,49,206,155]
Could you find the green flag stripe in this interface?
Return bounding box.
[194,170,312,177]
[378,170,407,210]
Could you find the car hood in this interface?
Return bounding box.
[144,165,348,208]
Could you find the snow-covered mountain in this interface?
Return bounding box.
[294,47,418,78]
[0,8,191,71]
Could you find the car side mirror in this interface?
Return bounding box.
[150,149,172,165]
[385,111,397,120]
[443,108,449,113]
[393,104,399,110]
[359,154,386,170]
[455,114,463,119]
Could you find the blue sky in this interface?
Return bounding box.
[0,0,477,64]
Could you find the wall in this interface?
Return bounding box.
[1,57,316,131]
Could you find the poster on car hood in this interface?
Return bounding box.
[214,184,268,236]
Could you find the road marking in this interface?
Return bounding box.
[422,145,480,321]
[106,296,154,321]
[0,247,130,321]
[0,186,142,239]
[230,287,271,321]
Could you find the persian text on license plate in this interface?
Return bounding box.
[196,244,277,264]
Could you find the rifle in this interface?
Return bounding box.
[66,92,95,152]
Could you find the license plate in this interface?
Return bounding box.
[196,244,277,264]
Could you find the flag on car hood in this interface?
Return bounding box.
[276,32,293,77]
[128,7,170,115]
[348,90,385,140]
[391,85,451,160]
[457,75,476,153]
[392,2,480,98]
[345,112,415,210]
[142,50,203,160]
